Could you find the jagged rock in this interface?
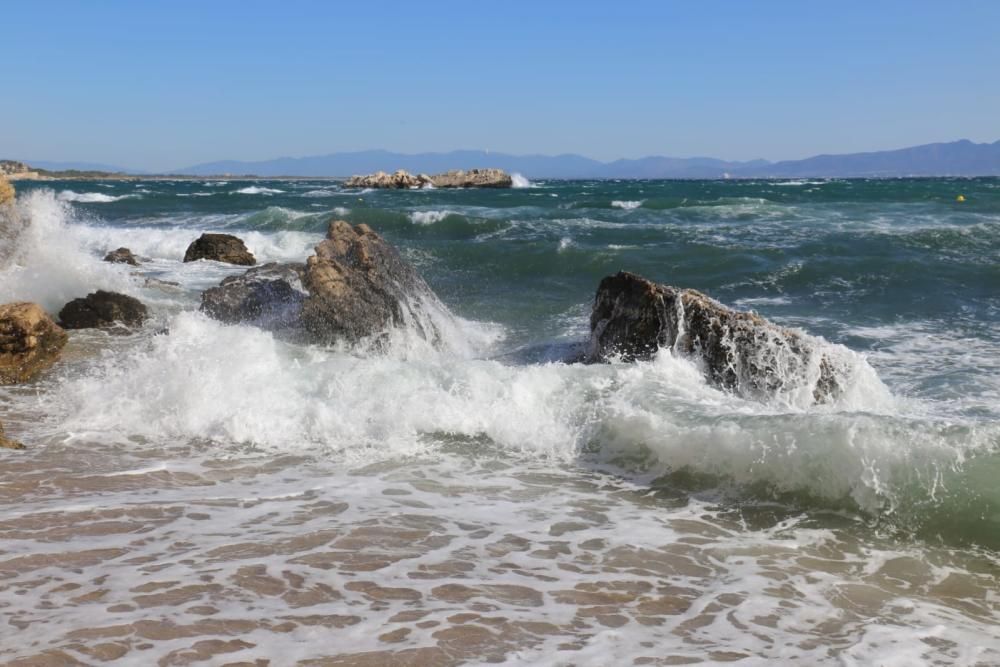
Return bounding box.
[0,421,24,450]
[201,262,307,332]
[183,233,256,265]
[58,291,149,330]
[103,247,139,266]
[0,302,68,384]
[0,176,14,207]
[586,271,842,403]
[344,170,433,189]
[345,168,511,189]
[301,220,441,344]
[429,168,513,188]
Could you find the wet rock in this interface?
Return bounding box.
[201,262,307,332]
[0,421,24,450]
[0,302,68,384]
[58,291,149,330]
[301,220,441,345]
[183,233,256,266]
[103,247,139,266]
[345,168,511,189]
[586,271,842,403]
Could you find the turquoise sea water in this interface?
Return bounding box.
[1,176,999,664]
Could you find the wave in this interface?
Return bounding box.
[57,190,137,203]
[234,186,285,195]
[612,200,643,210]
[511,173,532,188]
[409,210,459,225]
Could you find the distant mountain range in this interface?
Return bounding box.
[24,139,1000,179]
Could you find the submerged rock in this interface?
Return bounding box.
[183,233,256,265]
[0,302,68,384]
[0,421,24,450]
[302,221,442,345]
[58,291,149,329]
[586,271,842,403]
[201,262,307,332]
[103,247,139,266]
[345,168,512,189]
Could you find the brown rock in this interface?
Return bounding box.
[58,291,149,329]
[183,233,256,265]
[429,168,512,188]
[0,421,25,450]
[103,247,139,266]
[586,271,842,403]
[0,176,14,206]
[301,220,441,345]
[0,302,68,384]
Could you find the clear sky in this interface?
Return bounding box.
[3,1,998,172]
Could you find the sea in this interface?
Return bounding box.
[1,176,998,666]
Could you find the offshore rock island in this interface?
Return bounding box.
[344,168,513,189]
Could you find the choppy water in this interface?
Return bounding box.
[1,177,998,665]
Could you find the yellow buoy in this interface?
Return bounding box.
[956,194,966,202]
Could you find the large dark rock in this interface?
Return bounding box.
[301,220,441,345]
[198,220,446,347]
[0,302,68,384]
[586,272,842,403]
[183,233,256,265]
[200,262,307,332]
[103,247,139,266]
[59,291,149,330]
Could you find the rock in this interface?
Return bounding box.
[58,291,149,329]
[585,271,842,403]
[0,421,24,450]
[344,168,511,189]
[103,247,139,266]
[429,168,513,188]
[301,220,441,345]
[201,262,307,332]
[0,302,69,384]
[344,170,433,189]
[183,233,256,265]
[0,176,14,207]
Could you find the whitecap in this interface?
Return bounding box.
[612,200,643,210]
[57,191,137,204]
[234,186,285,195]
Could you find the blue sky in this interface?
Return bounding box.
[3,1,998,171]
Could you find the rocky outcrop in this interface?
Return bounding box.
[183,233,256,265]
[0,421,24,450]
[201,262,307,332]
[344,170,433,189]
[58,291,149,329]
[198,220,446,347]
[345,168,512,189]
[301,221,441,345]
[0,176,14,207]
[103,247,139,266]
[429,169,513,188]
[586,272,842,403]
[0,302,68,384]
